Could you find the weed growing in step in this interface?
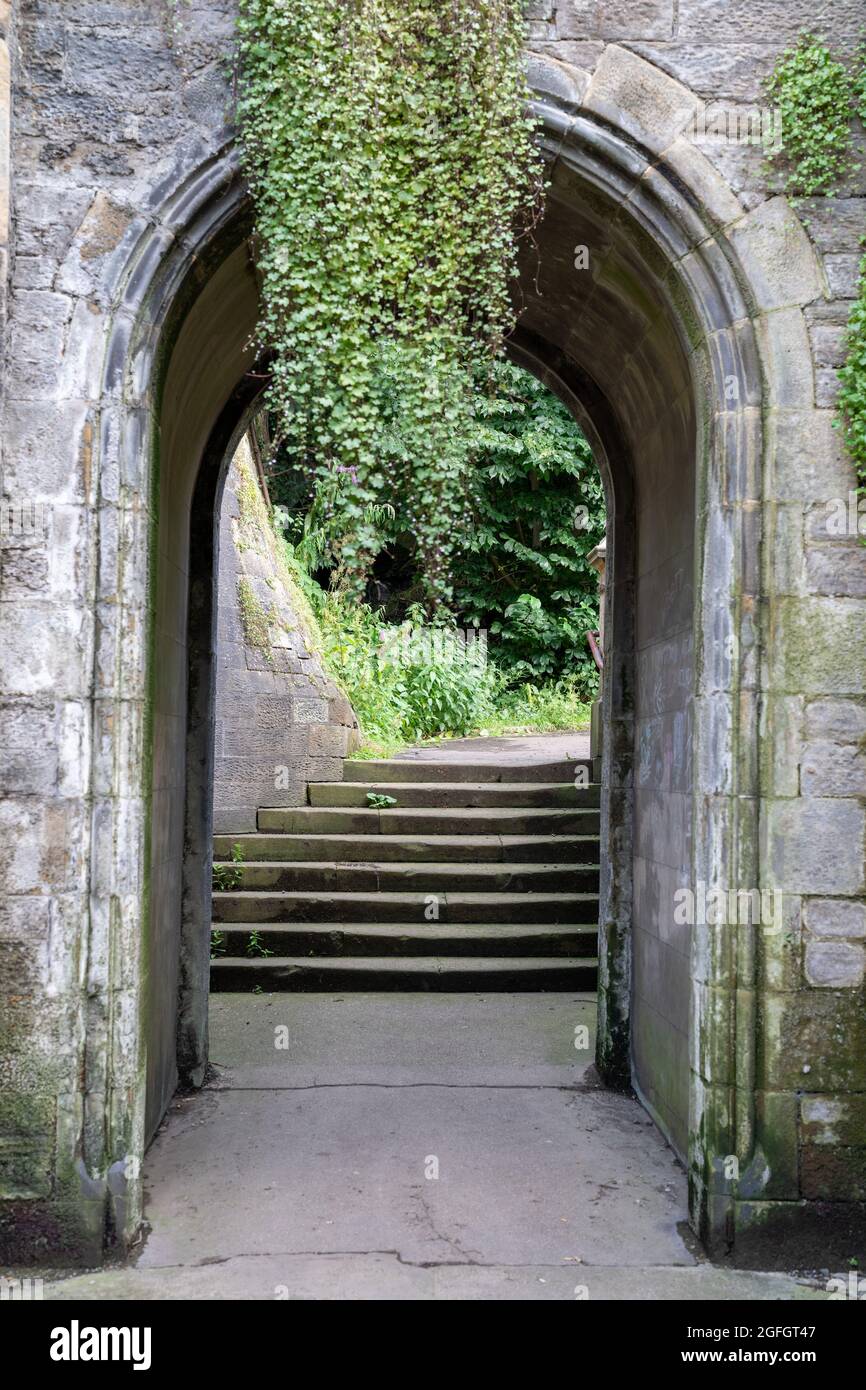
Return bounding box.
[213,842,245,891]
[246,929,274,959]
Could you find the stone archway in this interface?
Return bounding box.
[117,49,815,1254]
[4,33,852,1267]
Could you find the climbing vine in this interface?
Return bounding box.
[765,34,858,197]
[236,0,544,607]
[766,34,866,518]
[854,41,866,124]
[837,251,866,508]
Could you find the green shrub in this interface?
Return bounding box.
[392,627,498,741]
[315,593,497,746]
[482,678,595,736]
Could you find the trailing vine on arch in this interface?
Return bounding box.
[236,0,544,607]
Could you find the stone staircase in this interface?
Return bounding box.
[210,754,600,991]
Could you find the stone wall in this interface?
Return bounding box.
[0,0,863,1261]
[213,436,358,834]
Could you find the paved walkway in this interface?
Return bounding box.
[393,731,592,763]
[42,994,824,1300]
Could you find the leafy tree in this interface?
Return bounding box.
[454,361,605,689]
[267,361,605,690]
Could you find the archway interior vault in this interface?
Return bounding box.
[147,152,700,1160]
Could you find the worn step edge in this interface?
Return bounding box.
[211,921,599,958]
[218,856,603,867]
[342,758,593,784]
[210,955,599,991]
[256,807,599,834]
[213,833,600,864]
[212,890,599,924]
[307,781,600,807]
[216,872,599,898]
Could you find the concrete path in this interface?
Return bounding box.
[393,731,591,763]
[40,994,824,1300]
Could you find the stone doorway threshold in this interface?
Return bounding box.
[42,994,823,1300]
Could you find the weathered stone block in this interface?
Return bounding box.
[757,895,802,994]
[771,598,866,695]
[823,253,860,300]
[804,698,866,743]
[627,42,777,103]
[554,0,597,38]
[805,543,866,599]
[293,698,329,725]
[798,199,866,255]
[754,309,815,408]
[594,2,676,40]
[800,1094,866,1146]
[747,1090,799,1200]
[800,1146,866,1201]
[759,696,802,797]
[7,288,73,398]
[761,990,866,1092]
[525,53,588,111]
[0,699,59,794]
[678,0,865,45]
[584,45,700,155]
[804,940,865,988]
[0,1093,55,1199]
[306,724,349,760]
[804,898,866,940]
[769,409,856,505]
[728,198,824,312]
[3,399,91,503]
[800,740,866,797]
[765,797,866,896]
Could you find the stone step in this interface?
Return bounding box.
[213,832,600,864]
[212,860,600,893]
[308,780,601,809]
[212,890,599,924]
[210,955,599,992]
[257,805,597,836]
[343,757,592,784]
[211,921,598,958]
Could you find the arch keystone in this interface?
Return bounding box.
[583,45,701,156]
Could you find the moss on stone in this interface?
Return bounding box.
[237,576,273,659]
[234,447,325,653]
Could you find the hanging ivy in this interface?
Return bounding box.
[236,0,544,607]
[765,34,857,197]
